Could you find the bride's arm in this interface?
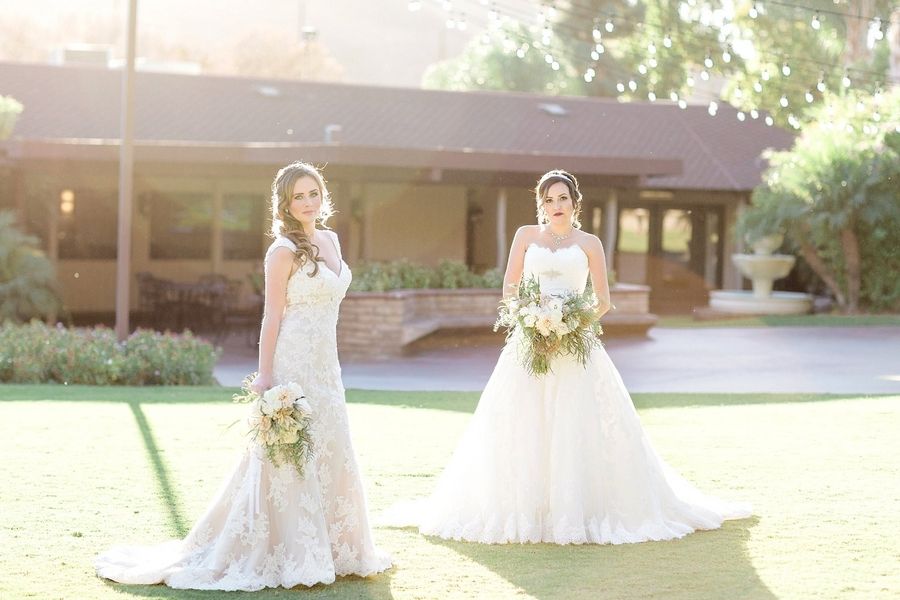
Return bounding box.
[502,226,532,298]
[584,235,613,318]
[251,248,293,393]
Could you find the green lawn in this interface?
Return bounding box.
[1,385,898,600]
[657,313,900,328]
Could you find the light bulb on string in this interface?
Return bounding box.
[648,42,657,55]
[700,69,710,81]
[686,75,695,87]
[628,80,637,91]
[704,53,713,69]
[457,13,467,31]
[817,74,826,92]
[753,80,763,93]
[781,61,791,77]
[811,12,821,30]
[542,25,552,44]
[805,90,814,103]
[663,33,672,48]
[762,68,770,81]
[708,101,718,116]
[670,91,679,101]
[678,99,687,109]
[873,111,881,122]
[638,64,648,75]
[873,18,884,41]
[605,18,614,33]
[591,50,600,60]
[765,115,774,126]
[737,111,746,121]
[789,114,800,129]
[592,20,602,42]
[749,3,758,19]
[648,91,657,101]
[648,57,657,68]
[842,70,851,88]
[722,45,732,64]
[551,61,560,71]
[544,53,553,64]
[856,100,865,112]
[779,95,789,108]
[734,87,743,99]
[616,82,626,93]
[750,109,759,119]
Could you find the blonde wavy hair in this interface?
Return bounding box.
[270,161,335,277]
[535,169,583,229]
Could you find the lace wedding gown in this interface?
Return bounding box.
[95,236,391,590]
[385,242,751,545]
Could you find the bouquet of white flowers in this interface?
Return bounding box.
[494,275,603,376]
[233,375,314,476]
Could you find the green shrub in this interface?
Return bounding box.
[0,212,62,322]
[349,260,501,292]
[0,321,220,385]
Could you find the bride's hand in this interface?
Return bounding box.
[250,372,273,394]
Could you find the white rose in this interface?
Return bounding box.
[523,314,537,328]
[294,397,313,416]
[260,388,279,415]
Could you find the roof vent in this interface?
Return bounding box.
[538,102,568,116]
[255,85,281,98]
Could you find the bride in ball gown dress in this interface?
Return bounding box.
[95,162,391,590]
[385,170,751,545]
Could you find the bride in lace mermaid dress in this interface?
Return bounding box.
[387,170,751,545]
[95,162,390,590]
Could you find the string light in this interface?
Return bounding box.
[737,111,746,121]
[663,33,672,48]
[816,74,827,92]
[708,100,718,116]
[781,61,791,77]
[678,99,688,109]
[670,91,679,101]
[805,90,814,103]
[722,45,732,64]
[811,12,821,30]
[592,20,602,42]
[605,18,614,33]
[842,70,852,88]
[765,115,774,126]
[753,80,763,93]
[700,69,710,81]
[762,69,771,81]
[616,82,626,93]
[638,64,648,75]
[704,53,714,69]
[780,94,789,107]
[749,3,759,18]
[750,109,760,119]
[628,79,637,91]
[648,91,657,101]
[686,75,695,87]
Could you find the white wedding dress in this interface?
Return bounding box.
[95,235,391,590]
[386,242,751,544]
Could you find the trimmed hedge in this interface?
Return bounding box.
[349,259,504,292]
[0,321,221,385]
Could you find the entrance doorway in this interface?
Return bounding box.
[615,203,724,314]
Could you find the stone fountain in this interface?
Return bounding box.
[709,234,813,315]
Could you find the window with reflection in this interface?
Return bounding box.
[149,192,212,259]
[222,194,266,260]
[58,188,118,259]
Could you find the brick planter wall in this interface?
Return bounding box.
[337,284,656,360]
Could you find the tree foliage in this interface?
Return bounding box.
[0,211,62,323]
[736,89,900,312]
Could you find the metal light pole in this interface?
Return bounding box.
[115,0,137,341]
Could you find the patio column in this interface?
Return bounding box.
[211,182,223,273]
[496,187,507,270]
[603,188,619,272]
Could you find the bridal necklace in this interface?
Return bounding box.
[548,226,574,247]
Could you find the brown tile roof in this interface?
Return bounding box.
[0,61,794,190]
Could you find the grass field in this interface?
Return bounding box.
[1,385,898,600]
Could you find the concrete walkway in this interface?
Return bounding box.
[214,326,900,395]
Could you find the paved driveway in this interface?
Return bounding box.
[215,327,900,394]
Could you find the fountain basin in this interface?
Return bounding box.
[709,290,813,315]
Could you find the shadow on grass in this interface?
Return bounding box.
[424,516,774,600]
[128,401,189,538]
[103,570,395,599]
